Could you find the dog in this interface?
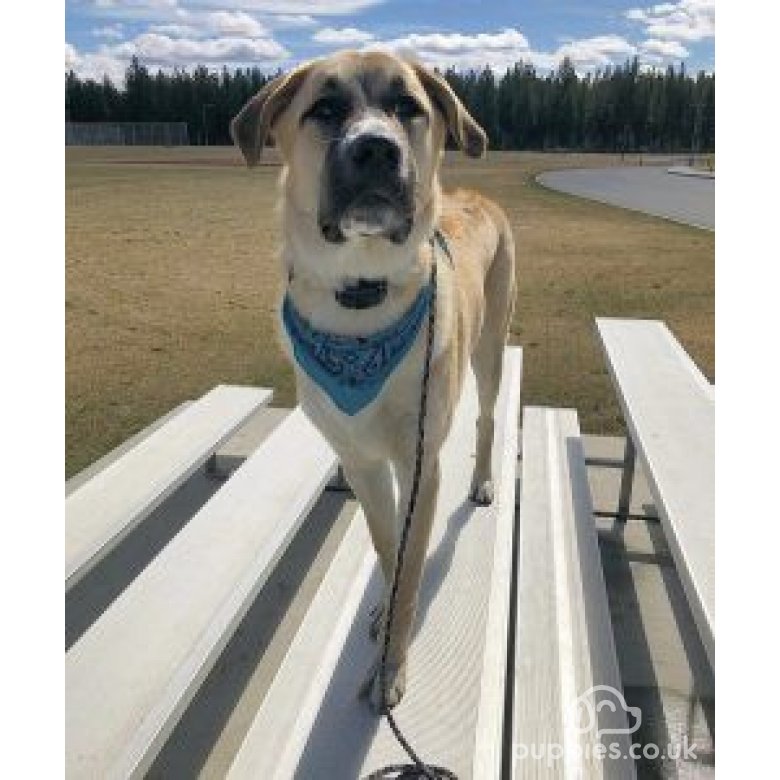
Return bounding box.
[231,50,516,712]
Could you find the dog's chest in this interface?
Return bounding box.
[278,258,477,463]
[294,341,429,462]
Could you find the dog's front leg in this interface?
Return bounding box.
[340,458,397,587]
[361,455,441,712]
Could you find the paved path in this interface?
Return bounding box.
[538,166,714,230]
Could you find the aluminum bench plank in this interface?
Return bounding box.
[66,401,193,497]
[228,347,523,780]
[596,318,714,666]
[65,408,337,780]
[65,384,272,590]
[514,408,636,779]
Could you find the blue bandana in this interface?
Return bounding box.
[282,281,434,416]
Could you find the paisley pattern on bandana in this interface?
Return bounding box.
[282,282,434,416]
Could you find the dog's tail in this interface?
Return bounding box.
[484,203,517,344]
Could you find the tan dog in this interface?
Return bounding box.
[232,50,516,712]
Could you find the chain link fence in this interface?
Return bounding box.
[65,122,190,146]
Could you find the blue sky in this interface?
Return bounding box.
[65,0,715,84]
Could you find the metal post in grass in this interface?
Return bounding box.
[202,103,215,146]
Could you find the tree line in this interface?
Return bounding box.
[65,56,714,152]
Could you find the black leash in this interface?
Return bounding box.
[364,236,457,780]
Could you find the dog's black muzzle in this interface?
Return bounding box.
[318,130,415,244]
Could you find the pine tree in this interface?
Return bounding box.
[65,56,715,153]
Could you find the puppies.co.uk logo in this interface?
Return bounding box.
[570,685,642,740]
[513,685,698,767]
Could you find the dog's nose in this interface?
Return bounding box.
[348,134,401,172]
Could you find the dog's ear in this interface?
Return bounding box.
[231,63,312,167]
[411,62,487,158]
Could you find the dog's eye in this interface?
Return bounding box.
[304,96,349,124]
[392,95,423,122]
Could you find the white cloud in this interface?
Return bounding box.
[66,42,128,84]
[89,0,180,13]
[206,11,267,38]
[149,22,200,37]
[69,3,301,82]
[369,28,535,71]
[68,0,713,86]
[85,0,189,27]
[640,38,690,58]
[65,43,79,70]
[625,0,715,42]
[86,0,386,25]
[66,28,289,83]
[313,27,375,45]
[92,23,125,40]
[268,13,317,28]
[554,35,637,71]
[92,5,271,39]
[386,28,530,55]
[365,28,640,75]
[184,0,384,13]
[110,31,288,64]
[140,11,270,40]
[91,0,178,6]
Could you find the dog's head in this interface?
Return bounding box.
[231,51,485,273]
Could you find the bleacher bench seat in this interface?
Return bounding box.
[65,385,271,590]
[513,407,636,779]
[596,318,714,667]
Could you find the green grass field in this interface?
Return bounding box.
[66,147,714,477]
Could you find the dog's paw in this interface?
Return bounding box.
[470,479,495,505]
[368,602,385,642]
[358,656,407,714]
